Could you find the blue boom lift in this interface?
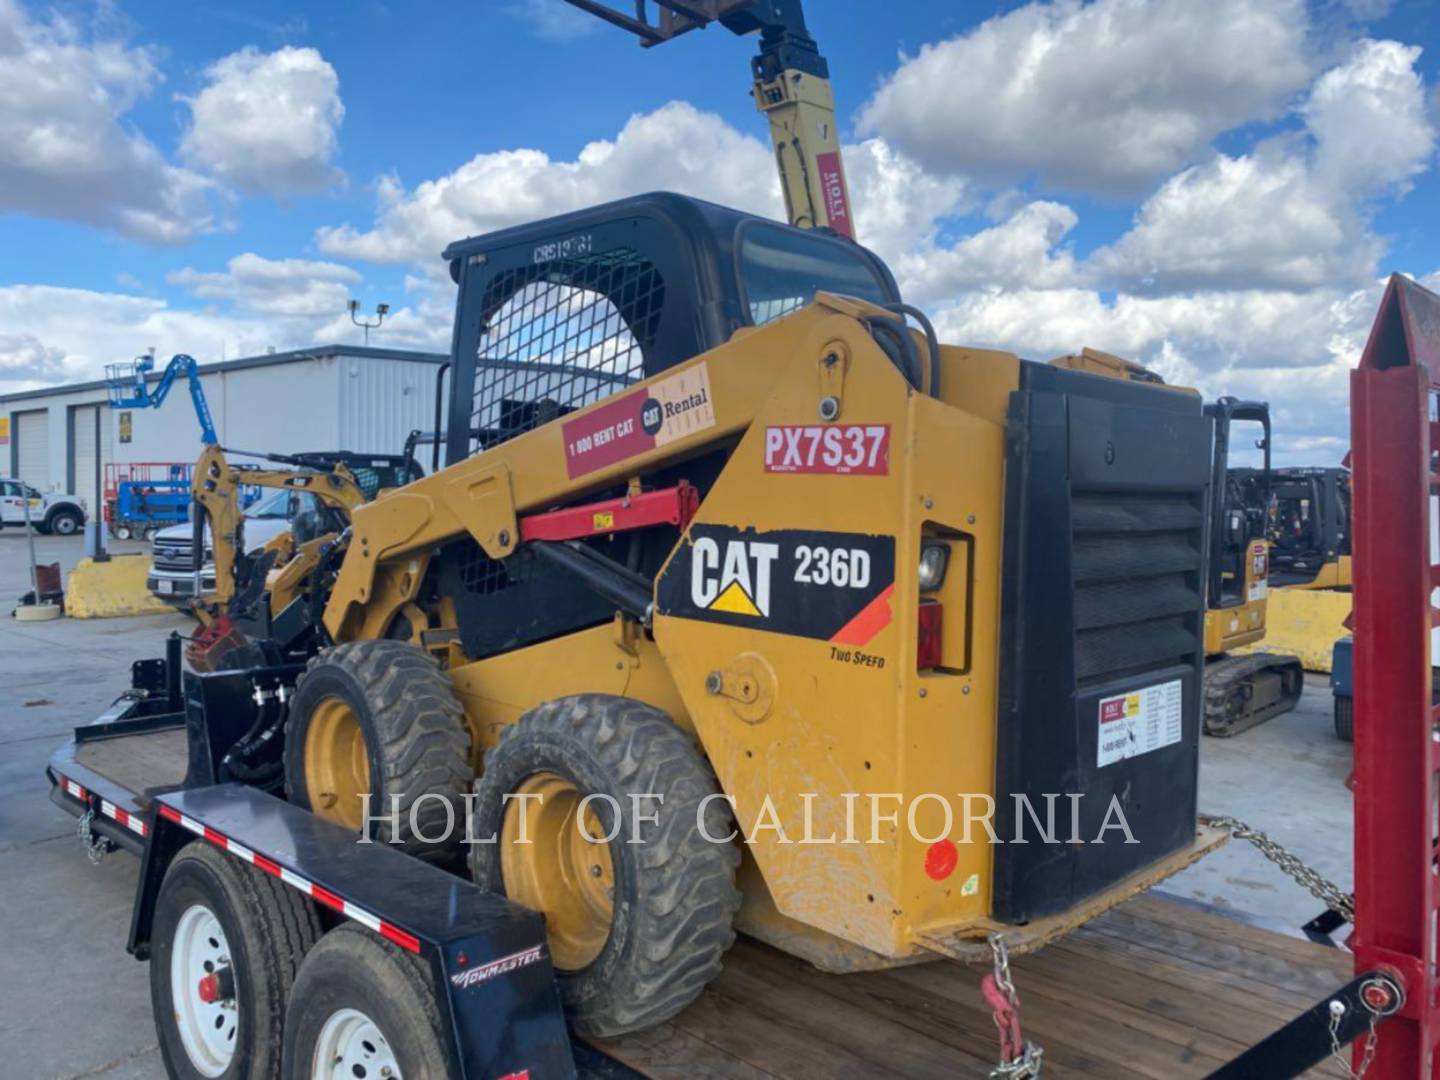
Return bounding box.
[102,354,219,538]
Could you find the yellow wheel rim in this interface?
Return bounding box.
[303,696,371,831]
[500,773,615,971]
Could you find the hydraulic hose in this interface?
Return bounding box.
[884,302,941,398]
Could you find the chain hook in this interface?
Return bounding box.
[983,933,1043,1079]
[76,809,114,865]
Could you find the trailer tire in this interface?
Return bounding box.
[151,841,321,1080]
[281,924,449,1080]
[469,694,741,1036]
[286,640,472,863]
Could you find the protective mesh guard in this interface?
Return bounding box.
[470,248,664,453]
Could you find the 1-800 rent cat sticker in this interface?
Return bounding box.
[657,524,896,646]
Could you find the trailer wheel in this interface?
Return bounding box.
[281,924,448,1080]
[286,640,472,862]
[151,841,321,1080]
[114,523,133,540]
[469,694,741,1036]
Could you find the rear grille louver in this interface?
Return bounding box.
[1071,492,1205,687]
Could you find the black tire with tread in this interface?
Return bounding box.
[151,841,321,1080]
[1335,694,1354,742]
[45,506,83,536]
[285,639,472,862]
[281,923,450,1080]
[469,693,741,1037]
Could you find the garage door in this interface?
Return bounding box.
[14,410,50,490]
[71,403,112,515]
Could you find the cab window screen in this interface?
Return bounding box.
[740,224,890,325]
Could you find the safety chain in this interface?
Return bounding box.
[1327,994,1380,1080]
[983,933,1044,1079]
[76,809,115,865]
[1206,816,1354,923]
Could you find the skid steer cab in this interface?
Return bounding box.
[59,192,1224,1067]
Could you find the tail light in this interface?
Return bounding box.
[917,601,943,670]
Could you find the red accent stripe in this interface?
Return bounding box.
[253,853,282,877]
[158,805,182,824]
[829,583,896,647]
[379,922,422,953]
[310,884,345,913]
[203,826,228,848]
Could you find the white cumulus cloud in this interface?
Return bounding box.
[0,0,215,243]
[857,0,1314,195]
[181,46,345,197]
[169,254,361,317]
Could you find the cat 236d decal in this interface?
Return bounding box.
[656,524,896,645]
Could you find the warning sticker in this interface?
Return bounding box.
[1246,542,1268,603]
[1097,679,1183,767]
[562,362,715,480]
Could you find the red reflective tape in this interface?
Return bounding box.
[158,805,182,824]
[252,853,282,877]
[829,583,896,647]
[379,922,422,954]
[310,884,346,913]
[202,826,228,849]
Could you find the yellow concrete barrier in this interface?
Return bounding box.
[65,555,174,619]
[1235,587,1351,673]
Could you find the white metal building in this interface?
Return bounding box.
[1,345,448,514]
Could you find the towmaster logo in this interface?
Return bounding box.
[690,537,778,617]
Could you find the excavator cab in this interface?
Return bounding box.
[1199,399,1303,735]
[1268,466,1352,589]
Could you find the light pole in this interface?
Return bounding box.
[348,299,390,346]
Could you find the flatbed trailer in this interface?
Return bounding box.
[47,640,1370,1080]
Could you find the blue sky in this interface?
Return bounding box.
[1,0,1436,463]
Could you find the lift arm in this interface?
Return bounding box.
[191,444,368,611]
[561,0,855,237]
[106,354,218,445]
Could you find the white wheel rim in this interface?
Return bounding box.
[312,1007,401,1080]
[56,517,75,534]
[170,904,239,1077]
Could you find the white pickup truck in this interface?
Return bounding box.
[0,478,87,535]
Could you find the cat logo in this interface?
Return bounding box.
[690,537,779,618]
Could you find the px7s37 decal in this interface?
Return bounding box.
[657,525,896,646]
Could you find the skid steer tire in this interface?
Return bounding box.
[151,841,321,1080]
[281,924,449,1080]
[469,694,741,1037]
[286,640,472,863]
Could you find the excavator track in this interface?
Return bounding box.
[1203,651,1304,737]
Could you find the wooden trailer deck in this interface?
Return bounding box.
[593,893,1351,1079]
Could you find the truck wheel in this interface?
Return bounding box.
[151,841,321,1080]
[115,523,134,540]
[469,694,741,1036]
[1334,695,1354,742]
[281,924,448,1080]
[46,507,83,536]
[286,640,472,862]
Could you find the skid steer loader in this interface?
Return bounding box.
[248,191,1225,1037]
